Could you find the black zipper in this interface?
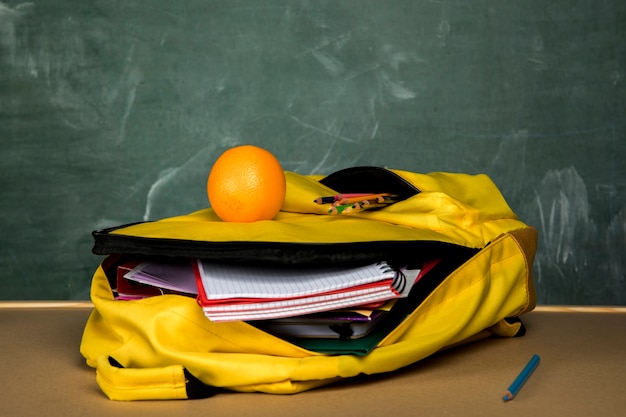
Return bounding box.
[93,226,476,267]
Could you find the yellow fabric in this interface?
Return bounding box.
[80,170,537,400]
[111,170,526,249]
[95,356,188,401]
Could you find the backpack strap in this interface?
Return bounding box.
[95,356,219,401]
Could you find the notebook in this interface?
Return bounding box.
[116,260,197,300]
[194,260,407,322]
[254,310,389,339]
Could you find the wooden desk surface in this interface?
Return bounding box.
[1,304,624,417]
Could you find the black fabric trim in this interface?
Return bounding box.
[108,356,124,368]
[319,166,420,199]
[93,229,471,267]
[183,369,222,400]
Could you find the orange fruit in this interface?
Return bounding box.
[207,145,286,222]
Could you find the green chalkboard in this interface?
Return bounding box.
[1,0,625,304]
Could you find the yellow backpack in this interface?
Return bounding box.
[80,167,537,400]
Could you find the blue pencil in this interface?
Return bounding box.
[503,354,540,401]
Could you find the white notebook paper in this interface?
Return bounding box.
[196,260,398,300]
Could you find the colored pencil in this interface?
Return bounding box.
[328,203,354,215]
[314,193,387,205]
[337,193,392,205]
[503,354,540,401]
[317,192,402,215]
[314,196,337,204]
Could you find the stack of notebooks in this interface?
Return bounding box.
[194,260,413,322]
[115,258,439,355]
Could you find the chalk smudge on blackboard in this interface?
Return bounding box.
[142,142,238,221]
[311,49,345,78]
[528,167,625,304]
[116,44,141,144]
[2,3,141,143]
[437,19,451,46]
[144,166,180,221]
[534,167,589,266]
[287,115,357,144]
[0,2,33,65]
[378,70,416,101]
